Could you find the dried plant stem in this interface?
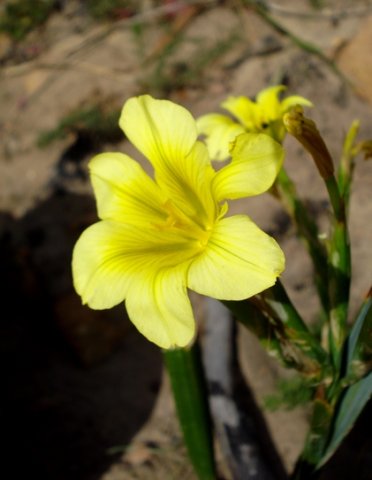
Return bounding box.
[242,0,350,83]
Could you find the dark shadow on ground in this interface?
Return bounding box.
[0,191,162,480]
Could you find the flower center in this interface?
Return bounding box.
[155,200,213,247]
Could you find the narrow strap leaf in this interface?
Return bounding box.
[291,396,333,479]
[222,298,289,366]
[345,287,372,377]
[317,372,372,468]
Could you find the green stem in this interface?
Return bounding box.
[325,176,351,370]
[222,298,291,366]
[325,176,344,223]
[292,397,333,479]
[275,168,329,313]
[224,281,328,376]
[262,281,328,371]
[163,342,216,480]
[338,120,359,209]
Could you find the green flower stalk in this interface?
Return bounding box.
[338,121,372,212]
[338,120,360,208]
[163,343,216,480]
[272,168,330,313]
[283,107,351,371]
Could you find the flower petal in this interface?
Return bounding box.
[221,96,259,130]
[72,221,134,309]
[188,215,285,300]
[120,96,216,223]
[280,95,313,113]
[126,267,195,349]
[155,140,217,226]
[213,133,284,201]
[89,152,168,225]
[256,85,285,120]
[197,113,246,161]
[120,95,197,173]
[72,220,201,310]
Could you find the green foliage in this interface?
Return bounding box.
[318,373,372,468]
[264,376,315,411]
[345,291,372,376]
[301,398,333,466]
[0,0,55,40]
[37,102,122,148]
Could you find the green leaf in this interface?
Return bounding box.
[301,398,333,466]
[261,281,328,373]
[338,119,360,207]
[318,372,372,468]
[346,291,372,374]
[327,217,351,370]
[264,376,314,411]
[222,299,288,366]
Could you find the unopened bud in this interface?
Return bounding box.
[283,106,334,179]
[354,140,372,160]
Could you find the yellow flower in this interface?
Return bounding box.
[72,95,285,349]
[197,85,312,160]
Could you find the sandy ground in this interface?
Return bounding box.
[1,1,372,479]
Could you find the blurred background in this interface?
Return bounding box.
[1,1,372,479]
